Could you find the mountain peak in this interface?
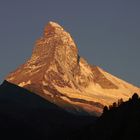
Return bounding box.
[44,21,64,37]
[32,21,78,72]
[48,21,63,29]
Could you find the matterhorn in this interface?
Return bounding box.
[6,21,140,116]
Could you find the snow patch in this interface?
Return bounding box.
[42,80,49,86]
[43,89,54,97]
[18,80,31,87]
[80,61,93,75]
[7,77,15,81]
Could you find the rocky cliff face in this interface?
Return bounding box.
[6,21,140,116]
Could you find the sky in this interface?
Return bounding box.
[0,0,140,86]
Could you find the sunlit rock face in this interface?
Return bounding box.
[6,21,140,116]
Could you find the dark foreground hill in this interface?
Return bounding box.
[0,81,96,140]
[1,80,140,140]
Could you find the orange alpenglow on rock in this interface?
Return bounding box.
[6,21,140,116]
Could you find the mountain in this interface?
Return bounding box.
[6,21,140,116]
[0,81,96,139]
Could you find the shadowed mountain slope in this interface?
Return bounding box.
[0,81,96,139]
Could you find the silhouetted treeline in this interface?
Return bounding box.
[103,94,139,113]
[77,93,140,140]
[103,98,124,113]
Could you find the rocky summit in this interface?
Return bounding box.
[6,21,140,116]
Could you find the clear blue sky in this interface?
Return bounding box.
[0,0,140,86]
